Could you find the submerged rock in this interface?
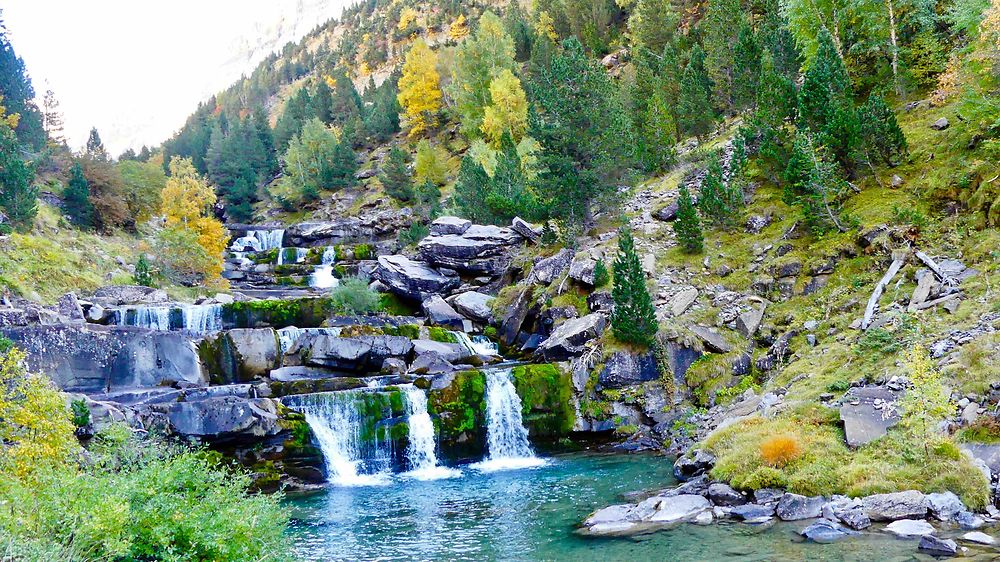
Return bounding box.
[918,535,958,556]
[962,531,995,545]
[799,519,858,543]
[730,504,776,521]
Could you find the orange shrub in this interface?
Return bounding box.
[759,435,802,467]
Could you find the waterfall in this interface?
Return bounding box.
[277,326,341,354]
[292,391,393,487]
[181,304,223,335]
[230,228,284,253]
[401,386,460,480]
[453,332,499,357]
[309,246,340,289]
[472,368,545,472]
[116,306,172,330]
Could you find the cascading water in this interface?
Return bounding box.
[309,246,339,289]
[401,386,460,480]
[291,391,393,486]
[472,368,545,472]
[115,304,224,335]
[452,331,500,357]
[181,304,223,335]
[117,306,172,330]
[230,228,284,253]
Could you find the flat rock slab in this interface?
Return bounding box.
[918,535,958,556]
[884,519,935,537]
[776,493,825,521]
[690,325,733,353]
[840,386,902,447]
[962,531,995,545]
[647,494,712,523]
[863,490,928,522]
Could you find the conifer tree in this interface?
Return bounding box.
[674,185,703,253]
[454,154,492,223]
[593,258,610,287]
[859,94,908,166]
[732,23,762,112]
[702,0,743,112]
[413,180,441,220]
[134,254,154,287]
[312,78,334,124]
[611,227,658,347]
[783,132,847,235]
[0,122,36,231]
[41,89,64,145]
[85,127,107,160]
[629,0,678,56]
[381,146,412,201]
[678,45,715,140]
[797,28,859,171]
[63,161,93,228]
[329,135,357,190]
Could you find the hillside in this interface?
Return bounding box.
[4,0,1000,558]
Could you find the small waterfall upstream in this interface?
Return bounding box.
[182,304,223,335]
[120,306,172,331]
[115,303,223,335]
[401,386,460,480]
[309,246,339,289]
[452,331,500,357]
[230,228,285,253]
[292,391,394,487]
[472,368,545,472]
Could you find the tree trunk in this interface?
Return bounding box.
[887,0,901,95]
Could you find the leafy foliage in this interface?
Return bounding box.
[159,157,228,284]
[398,39,441,137]
[330,275,382,315]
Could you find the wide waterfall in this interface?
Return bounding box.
[181,304,223,335]
[230,228,285,253]
[291,391,394,487]
[472,368,545,472]
[117,306,172,331]
[401,386,460,480]
[115,304,223,335]
[309,246,339,289]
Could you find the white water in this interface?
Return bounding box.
[453,331,500,357]
[472,368,545,473]
[230,229,285,253]
[181,304,223,335]
[295,392,393,487]
[401,386,461,481]
[277,326,341,354]
[116,304,223,335]
[118,306,172,330]
[309,246,340,289]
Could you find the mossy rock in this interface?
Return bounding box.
[276,275,309,286]
[512,363,575,437]
[383,323,420,339]
[268,376,365,397]
[428,326,458,343]
[250,249,279,264]
[222,297,333,329]
[428,369,487,458]
[354,243,374,260]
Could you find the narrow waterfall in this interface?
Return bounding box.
[309,246,339,289]
[181,304,223,335]
[116,306,172,330]
[473,368,545,472]
[452,331,499,357]
[291,392,393,486]
[401,386,460,480]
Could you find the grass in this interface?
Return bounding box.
[704,407,990,509]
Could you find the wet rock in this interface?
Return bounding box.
[691,325,733,353]
[647,494,712,523]
[707,482,747,506]
[673,450,715,481]
[381,358,407,375]
[836,508,872,530]
[754,488,785,505]
[447,291,495,323]
[429,216,472,236]
[730,503,776,520]
[581,504,638,536]
[918,535,958,556]
[422,295,467,330]
[373,255,460,300]
[955,511,986,530]
[927,491,967,521]
[800,519,858,543]
[885,518,935,537]
[307,335,414,372]
[863,491,928,521]
[409,351,456,375]
[151,396,281,441]
[776,493,825,521]
[534,313,606,361]
[500,286,533,346]
[598,351,659,389]
[412,339,470,364]
[840,386,902,447]
[223,328,281,382]
[85,303,108,323]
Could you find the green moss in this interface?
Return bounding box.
[427,369,486,440]
[222,297,332,328]
[275,275,309,286]
[354,243,374,260]
[483,326,498,340]
[250,249,279,264]
[378,293,417,316]
[684,353,732,407]
[511,364,575,436]
[428,327,458,343]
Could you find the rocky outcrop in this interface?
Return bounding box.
[200,328,281,384]
[862,490,928,521]
[417,224,523,275]
[598,351,660,389]
[447,291,495,323]
[89,285,169,306]
[534,313,606,361]
[2,324,205,393]
[421,295,467,330]
[305,335,413,372]
[148,396,282,442]
[372,255,460,300]
[429,216,471,235]
[839,386,901,447]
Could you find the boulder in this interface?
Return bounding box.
[863,491,928,521]
[500,286,533,346]
[730,504,776,521]
[2,324,205,393]
[581,505,639,536]
[799,519,858,543]
[647,494,712,523]
[955,511,986,530]
[707,482,746,506]
[927,491,966,521]
[430,216,472,236]
[373,255,460,300]
[151,396,282,441]
[90,285,168,306]
[528,249,574,285]
[418,225,522,275]
[835,508,872,530]
[885,519,935,537]
[224,328,281,381]
[587,291,614,313]
[568,252,598,286]
[511,217,542,242]
[412,339,471,364]
[962,531,995,545]
[597,351,660,389]
[57,292,86,324]
[931,117,950,130]
[534,313,606,361]
[918,535,958,556]
[673,450,715,481]
[776,493,825,521]
[422,295,466,330]
[447,291,495,323]
[86,303,108,323]
[381,358,407,375]
[671,288,699,317]
[736,305,765,339]
[306,335,413,372]
[839,386,901,448]
[754,488,785,505]
[409,352,456,375]
[690,325,733,353]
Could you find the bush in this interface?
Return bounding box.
[329,275,382,315]
[397,221,429,247]
[70,399,90,428]
[593,258,609,287]
[759,434,802,467]
[133,254,154,287]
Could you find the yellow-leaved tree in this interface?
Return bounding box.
[397,38,441,137]
[449,14,470,41]
[0,341,77,478]
[159,156,229,285]
[481,69,529,145]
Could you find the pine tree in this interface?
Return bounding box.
[312,78,334,124]
[134,254,154,287]
[610,227,658,347]
[329,135,357,190]
[732,23,762,112]
[41,89,64,145]
[702,0,743,112]
[381,146,412,201]
[454,154,492,223]
[674,185,703,253]
[796,28,859,171]
[85,127,107,160]
[859,94,908,166]
[0,124,36,231]
[697,154,743,229]
[678,45,715,140]
[329,66,363,126]
[783,132,847,235]
[450,10,517,138]
[628,0,678,57]
[641,91,677,172]
[593,258,610,287]
[413,180,441,220]
[63,161,93,228]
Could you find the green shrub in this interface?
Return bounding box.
[329,276,381,315]
[397,222,429,247]
[133,254,154,287]
[70,399,90,428]
[353,243,374,260]
[593,258,610,287]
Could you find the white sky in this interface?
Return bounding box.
[3,0,350,155]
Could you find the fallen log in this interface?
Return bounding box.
[862,256,906,330]
[914,251,957,287]
[911,292,961,311]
